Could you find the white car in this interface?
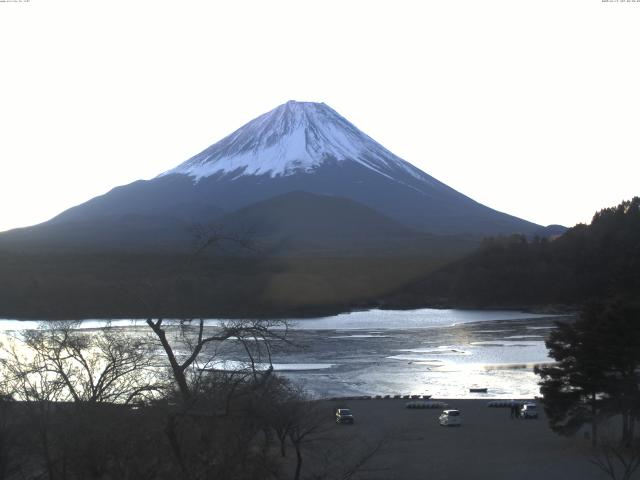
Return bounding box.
[521,403,538,419]
[438,409,462,426]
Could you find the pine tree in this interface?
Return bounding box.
[535,308,608,446]
[536,301,640,446]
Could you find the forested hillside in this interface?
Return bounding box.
[388,197,640,309]
[0,252,458,319]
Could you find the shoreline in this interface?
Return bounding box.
[0,305,575,323]
[320,394,544,402]
[0,302,579,322]
[3,311,558,401]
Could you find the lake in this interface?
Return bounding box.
[0,309,571,399]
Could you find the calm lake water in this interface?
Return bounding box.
[0,309,571,399]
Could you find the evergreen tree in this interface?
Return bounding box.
[535,307,608,446]
[536,301,640,446]
[595,302,640,446]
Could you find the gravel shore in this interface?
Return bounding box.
[313,398,605,480]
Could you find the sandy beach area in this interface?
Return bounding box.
[311,398,606,480]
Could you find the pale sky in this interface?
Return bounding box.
[1,0,638,233]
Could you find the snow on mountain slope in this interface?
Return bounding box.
[0,99,543,253]
[160,101,436,187]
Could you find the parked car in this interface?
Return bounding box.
[438,409,462,426]
[521,403,538,419]
[335,408,354,424]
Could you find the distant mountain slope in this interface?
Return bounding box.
[153,100,542,235]
[386,197,640,308]
[0,100,544,254]
[0,213,195,253]
[0,191,477,256]
[48,175,227,225]
[217,191,470,255]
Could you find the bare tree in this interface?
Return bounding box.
[136,226,292,406]
[590,440,640,480]
[288,400,327,480]
[0,394,21,480]
[3,321,166,405]
[0,322,169,479]
[189,223,258,257]
[258,387,391,480]
[1,335,66,480]
[313,435,390,480]
[145,317,289,406]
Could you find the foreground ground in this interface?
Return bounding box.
[313,398,605,480]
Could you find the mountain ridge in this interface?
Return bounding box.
[0,100,548,254]
[160,100,435,187]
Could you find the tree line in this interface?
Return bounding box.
[390,197,640,309]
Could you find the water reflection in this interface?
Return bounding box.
[0,310,572,399]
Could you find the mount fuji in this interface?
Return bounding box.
[1,101,545,253]
[161,100,437,183]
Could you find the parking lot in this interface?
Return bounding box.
[313,398,606,480]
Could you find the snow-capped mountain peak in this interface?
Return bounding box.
[9,100,541,248]
[160,100,428,182]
